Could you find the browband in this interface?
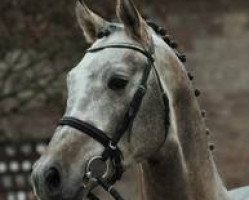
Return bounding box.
[87,43,155,62]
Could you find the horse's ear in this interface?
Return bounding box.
[75,0,110,43]
[116,0,150,47]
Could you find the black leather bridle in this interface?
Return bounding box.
[58,42,169,200]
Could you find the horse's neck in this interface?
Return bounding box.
[139,134,228,200]
[138,41,229,200]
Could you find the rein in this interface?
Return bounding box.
[58,42,169,200]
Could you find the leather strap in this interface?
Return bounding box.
[87,43,154,63]
[86,43,154,148]
[58,117,111,148]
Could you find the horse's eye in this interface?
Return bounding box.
[108,76,129,90]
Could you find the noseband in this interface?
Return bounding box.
[58,42,169,200]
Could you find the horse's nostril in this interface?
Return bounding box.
[45,167,61,193]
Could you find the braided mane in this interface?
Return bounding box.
[146,20,186,63]
[146,20,215,151]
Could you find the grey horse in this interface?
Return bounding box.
[31,0,249,199]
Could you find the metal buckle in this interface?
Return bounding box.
[85,156,109,180]
[137,85,147,96]
[138,85,147,92]
[109,141,117,150]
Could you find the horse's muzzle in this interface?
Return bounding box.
[31,162,62,200]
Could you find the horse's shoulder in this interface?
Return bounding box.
[228,186,249,200]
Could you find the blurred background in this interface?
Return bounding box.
[0,0,249,199]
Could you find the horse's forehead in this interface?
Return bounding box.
[69,30,148,79]
[73,49,146,77]
[89,30,147,64]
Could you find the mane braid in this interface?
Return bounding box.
[146,20,186,63]
[146,20,215,152]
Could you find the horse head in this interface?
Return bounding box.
[30,0,189,199]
